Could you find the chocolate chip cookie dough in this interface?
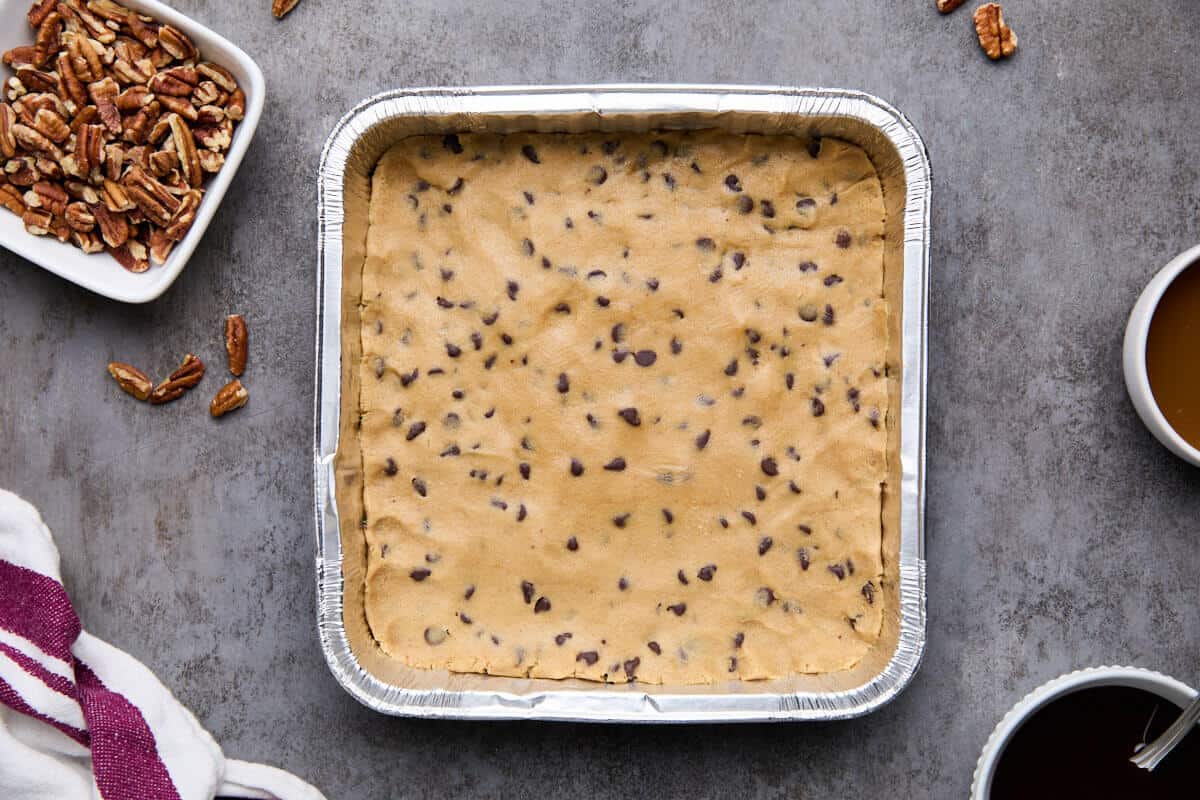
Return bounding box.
[356,130,889,684]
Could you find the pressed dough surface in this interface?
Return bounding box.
[357,130,889,684]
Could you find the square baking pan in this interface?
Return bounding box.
[0,0,264,303]
[314,85,928,722]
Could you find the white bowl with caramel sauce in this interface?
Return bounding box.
[1124,244,1200,467]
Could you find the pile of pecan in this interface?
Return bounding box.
[0,0,243,272]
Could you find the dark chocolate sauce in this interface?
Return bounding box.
[990,686,1198,799]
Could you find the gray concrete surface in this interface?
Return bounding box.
[2,1,1199,797]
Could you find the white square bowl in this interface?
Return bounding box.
[0,0,264,303]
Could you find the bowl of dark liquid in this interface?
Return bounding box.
[1125,245,1200,466]
[972,667,1198,799]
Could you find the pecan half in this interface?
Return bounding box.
[11,123,62,160]
[168,353,205,387]
[272,0,302,19]
[3,46,38,68]
[107,361,152,401]
[936,0,966,11]
[32,107,69,143]
[27,0,57,27]
[224,315,247,376]
[26,181,68,215]
[147,225,173,264]
[91,202,129,247]
[156,26,196,61]
[106,240,147,272]
[973,3,1017,60]
[22,207,52,235]
[163,189,198,240]
[0,105,15,158]
[168,114,201,187]
[87,77,121,133]
[210,379,248,417]
[0,183,25,215]
[64,201,95,231]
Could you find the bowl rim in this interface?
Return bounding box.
[970,665,1197,798]
[0,0,265,303]
[1122,243,1200,466]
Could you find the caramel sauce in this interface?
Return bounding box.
[1147,263,1200,449]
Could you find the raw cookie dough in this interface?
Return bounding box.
[357,130,889,684]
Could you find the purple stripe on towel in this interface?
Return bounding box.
[0,559,80,662]
[76,661,182,800]
[0,674,89,746]
[0,640,77,698]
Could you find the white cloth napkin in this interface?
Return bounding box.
[0,489,326,800]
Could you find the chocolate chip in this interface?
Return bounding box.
[824,274,843,287]
[486,407,497,419]
[410,568,431,581]
[521,238,535,257]
[534,596,551,613]
[709,267,723,283]
[446,342,462,358]
[521,581,535,603]
[790,482,803,495]
[490,498,506,510]
[823,304,835,325]
[695,237,715,251]
[811,397,826,417]
[742,415,762,428]
[406,421,426,441]
[634,350,657,367]
[554,302,571,314]
[760,457,778,476]
[587,165,608,184]
[612,513,630,528]
[482,311,499,325]
[464,585,476,600]
[382,457,398,477]
[467,332,483,352]
[697,564,717,582]
[663,172,677,190]
[732,387,746,398]
[564,216,574,229]
[618,407,641,426]
[521,144,540,164]
[623,657,640,680]
[373,358,386,379]
[647,641,662,655]
[757,536,774,556]
[848,387,861,412]
[798,548,811,571]
[734,632,745,649]
[436,296,454,309]
[667,603,687,616]
[862,581,876,605]
[847,558,855,575]
[724,174,743,192]
[412,477,427,497]
[618,577,629,591]
[755,587,776,606]
[555,632,573,645]
[570,458,584,477]
[822,353,840,368]
[392,409,405,427]
[448,177,464,195]
[724,359,738,376]
[728,657,738,673]
[424,626,447,645]
[741,511,757,525]
[458,612,473,625]
[731,251,746,270]
[602,139,621,155]
[400,368,419,387]
[668,337,683,356]
[596,296,610,307]
[646,277,660,291]
[836,230,851,248]
[761,199,776,218]
[523,190,535,204]
[566,535,579,551]
[443,133,463,154]
[441,203,453,214]
[483,354,497,370]
[611,323,626,343]
[517,504,527,522]
[736,195,754,214]
[576,650,599,666]
[586,413,599,429]
[604,457,626,471]
[676,568,689,586]
[502,280,519,301]
[414,179,430,192]
[428,368,445,376]
[807,138,821,159]
[612,349,629,364]
[755,485,767,501]
[828,563,846,580]
[557,373,570,393]
[663,508,674,524]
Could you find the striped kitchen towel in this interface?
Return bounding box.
[0,489,325,800]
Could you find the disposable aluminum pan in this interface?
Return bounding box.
[314,85,929,722]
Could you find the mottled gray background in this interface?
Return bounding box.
[2,1,1198,797]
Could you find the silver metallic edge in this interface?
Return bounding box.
[315,85,929,721]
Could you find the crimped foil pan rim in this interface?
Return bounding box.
[315,85,929,722]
